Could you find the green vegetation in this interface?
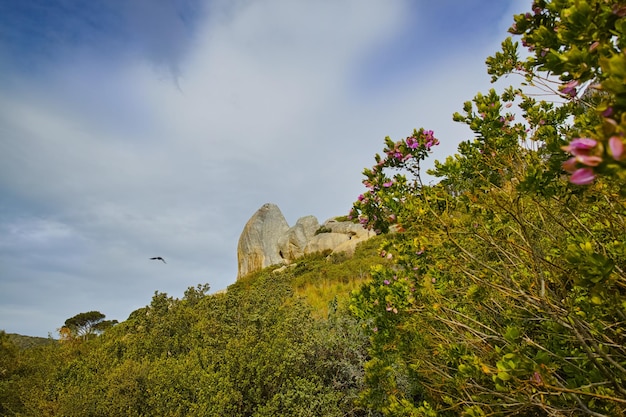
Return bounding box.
[0,242,386,417]
[5,332,54,349]
[348,1,626,415]
[3,1,626,415]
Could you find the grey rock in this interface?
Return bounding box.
[237,203,290,278]
[304,233,350,255]
[277,215,320,263]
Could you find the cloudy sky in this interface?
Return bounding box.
[1,0,528,337]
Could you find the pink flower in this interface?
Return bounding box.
[570,168,596,185]
[383,280,390,285]
[562,157,578,173]
[602,107,614,117]
[609,136,624,160]
[561,80,579,97]
[383,181,393,187]
[357,194,365,201]
[562,138,597,155]
[575,154,603,166]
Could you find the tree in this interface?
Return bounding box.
[61,311,117,340]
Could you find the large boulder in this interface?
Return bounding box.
[304,233,350,255]
[237,203,290,278]
[277,215,320,263]
[323,218,376,240]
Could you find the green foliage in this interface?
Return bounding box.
[349,1,626,415]
[5,333,54,349]
[3,241,386,416]
[61,310,118,341]
[505,0,626,186]
[314,225,333,235]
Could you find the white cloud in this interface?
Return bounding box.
[0,0,531,336]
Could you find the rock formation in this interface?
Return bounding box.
[237,203,376,278]
[277,215,319,263]
[237,203,290,278]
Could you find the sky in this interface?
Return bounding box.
[0,0,529,337]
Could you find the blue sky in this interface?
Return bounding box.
[0,0,528,337]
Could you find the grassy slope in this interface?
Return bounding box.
[235,235,389,317]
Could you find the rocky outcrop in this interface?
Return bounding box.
[277,215,320,263]
[304,233,350,255]
[237,203,290,278]
[237,203,376,278]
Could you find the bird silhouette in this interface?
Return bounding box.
[150,257,166,264]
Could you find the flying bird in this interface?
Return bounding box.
[150,257,166,264]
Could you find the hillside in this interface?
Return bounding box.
[0,236,389,417]
[6,333,55,349]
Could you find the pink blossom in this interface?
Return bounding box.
[562,138,597,155]
[575,154,603,166]
[609,136,624,160]
[357,194,365,201]
[570,168,596,185]
[383,181,393,187]
[406,137,419,149]
[386,253,393,260]
[602,107,614,117]
[562,157,578,173]
[383,280,390,285]
[561,80,579,97]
